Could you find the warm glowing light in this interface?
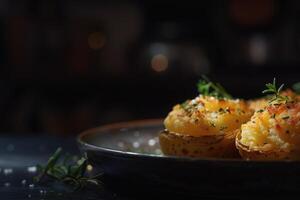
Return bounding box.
[86,164,93,172]
[88,32,106,50]
[151,54,168,72]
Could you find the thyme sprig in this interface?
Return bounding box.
[262,78,289,104]
[197,75,232,99]
[34,148,103,191]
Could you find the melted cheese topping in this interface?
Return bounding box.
[248,98,269,111]
[164,95,253,137]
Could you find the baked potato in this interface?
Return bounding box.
[159,95,253,158]
[236,101,300,160]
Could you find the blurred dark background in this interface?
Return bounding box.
[0,0,299,135]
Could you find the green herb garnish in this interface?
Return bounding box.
[197,75,232,99]
[180,100,190,110]
[219,126,228,131]
[218,108,226,114]
[271,113,276,118]
[292,82,300,94]
[262,78,289,104]
[282,116,290,120]
[34,148,103,191]
[210,122,216,127]
[237,108,246,114]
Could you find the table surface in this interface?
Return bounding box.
[0,136,206,200]
[0,136,298,200]
[0,135,122,200]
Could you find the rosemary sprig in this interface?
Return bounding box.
[34,148,103,191]
[262,78,289,104]
[197,75,232,99]
[292,82,300,94]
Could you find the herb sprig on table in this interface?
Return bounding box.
[262,78,289,104]
[197,75,232,99]
[34,147,103,191]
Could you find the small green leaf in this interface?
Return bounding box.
[46,147,63,171]
[73,158,87,178]
[282,116,290,120]
[180,101,188,109]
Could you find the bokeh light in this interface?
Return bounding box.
[88,32,106,50]
[151,54,169,72]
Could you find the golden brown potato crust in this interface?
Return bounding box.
[159,129,239,158]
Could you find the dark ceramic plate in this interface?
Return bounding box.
[78,119,300,196]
